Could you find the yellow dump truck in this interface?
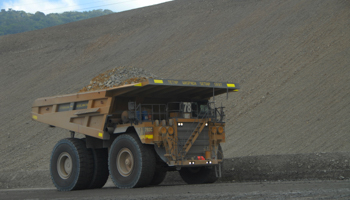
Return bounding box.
[32,78,239,191]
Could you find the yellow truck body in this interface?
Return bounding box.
[32,78,239,190]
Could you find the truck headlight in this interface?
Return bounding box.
[177,123,183,127]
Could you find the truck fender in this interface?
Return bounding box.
[113,126,129,134]
[113,126,139,135]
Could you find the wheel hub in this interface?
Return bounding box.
[57,152,72,179]
[117,148,134,177]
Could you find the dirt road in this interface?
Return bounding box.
[1,180,349,200]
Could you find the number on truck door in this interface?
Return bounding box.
[181,102,192,112]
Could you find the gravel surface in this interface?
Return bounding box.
[1,152,348,189]
[1,181,349,200]
[0,0,349,189]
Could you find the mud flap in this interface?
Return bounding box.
[215,163,222,178]
[154,145,168,163]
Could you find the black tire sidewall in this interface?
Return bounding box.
[50,139,81,191]
[88,148,109,189]
[109,134,143,188]
[150,167,167,185]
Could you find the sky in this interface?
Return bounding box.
[0,0,172,14]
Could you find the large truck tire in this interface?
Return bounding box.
[179,167,214,184]
[108,134,156,188]
[88,148,109,189]
[149,150,168,186]
[204,166,219,183]
[50,138,94,191]
[204,144,224,183]
[150,165,167,186]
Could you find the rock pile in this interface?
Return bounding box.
[79,66,158,92]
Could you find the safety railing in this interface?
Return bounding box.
[128,102,167,124]
[127,101,225,124]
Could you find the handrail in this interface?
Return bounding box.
[129,103,167,124]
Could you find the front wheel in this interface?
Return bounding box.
[179,167,215,184]
[108,134,156,188]
[150,165,167,185]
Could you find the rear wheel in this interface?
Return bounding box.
[50,138,93,191]
[88,148,109,189]
[108,134,156,188]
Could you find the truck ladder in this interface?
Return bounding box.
[181,117,207,156]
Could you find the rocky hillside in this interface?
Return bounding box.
[0,0,349,177]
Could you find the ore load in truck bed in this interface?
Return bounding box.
[79,66,159,92]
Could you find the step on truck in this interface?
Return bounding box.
[32,78,239,191]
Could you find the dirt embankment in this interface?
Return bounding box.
[0,0,349,188]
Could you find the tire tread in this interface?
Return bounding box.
[109,133,156,188]
[50,138,94,191]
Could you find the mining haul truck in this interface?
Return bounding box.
[31,78,239,191]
